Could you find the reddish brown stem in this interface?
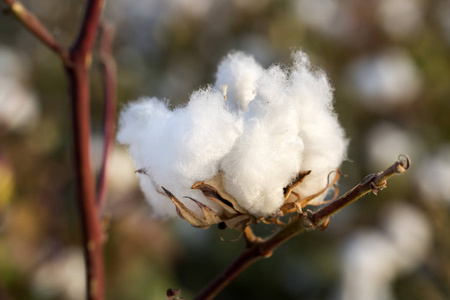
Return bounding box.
[194,247,261,300]
[66,1,105,299]
[71,0,105,63]
[66,64,104,300]
[2,0,68,59]
[4,1,109,299]
[194,156,410,300]
[97,22,117,211]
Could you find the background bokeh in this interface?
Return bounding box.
[1,0,450,299]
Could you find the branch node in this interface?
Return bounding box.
[302,211,314,229]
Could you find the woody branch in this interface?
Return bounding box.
[194,155,411,300]
[2,1,115,300]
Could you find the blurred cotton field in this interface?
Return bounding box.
[1,0,450,299]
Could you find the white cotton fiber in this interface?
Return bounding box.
[220,65,304,216]
[117,89,241,217]
[117,51,347,218]
[288,52,347,204]
[214,52,264,112]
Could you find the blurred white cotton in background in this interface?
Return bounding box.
[346,48,422,112]
[106,147,139,196]
[365,122,424,171]
[416,145,450,204]
[118,51,347,218]
[293,0,355,41]
[91,134,139,201]
[168,0,212,19]
[376,0,424,39]
[436,1,450,45]
[339,202,431,300]
[32,248,85,300]
[381,203,431,272]
[0,47,39,133]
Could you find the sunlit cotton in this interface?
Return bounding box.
[117,51,347,218]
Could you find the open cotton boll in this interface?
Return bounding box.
[214,51,264,112]
[118,50,347,219]
[117,88,241,217]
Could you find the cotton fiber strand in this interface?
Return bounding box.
[117,51,347,218]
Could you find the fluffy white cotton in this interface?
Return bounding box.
[118,51,347,217]
[117,90,241,217]
[288,52,347,204]
[214,51,264,112]
[220,65,304,215]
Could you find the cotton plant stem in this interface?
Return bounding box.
[2,0,68,60]
[66,1,105,299]
[310,154,410,226]
[66,63,104,300]
[195,155,411,300]
[3,1,107,299]
[97,22,117,212]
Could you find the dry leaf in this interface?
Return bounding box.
[224,215,254,231]
[162,187,217,228]
[281,169,340,215]
[284,170,312,201]
[184,196,222,224]
[192,173,247,215]
[162,186,254,230]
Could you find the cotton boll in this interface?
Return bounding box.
[118,50,347,219]
[214,52,264,112]
[221,65,303,216]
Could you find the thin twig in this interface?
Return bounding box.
[194,155,411,300]
[310,154,410,226]
[97,21,117,212]
[2,0,68,60]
